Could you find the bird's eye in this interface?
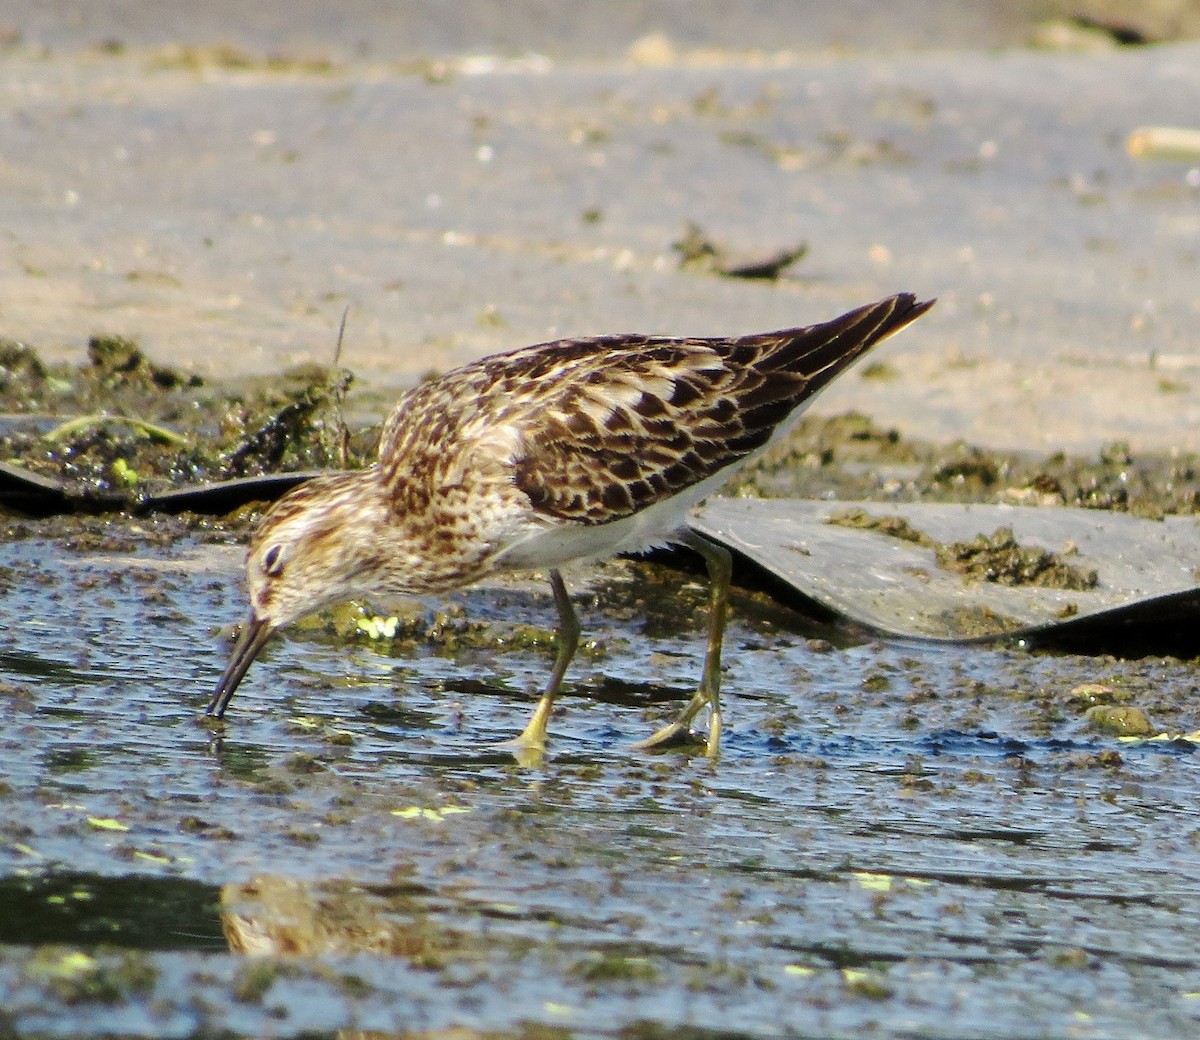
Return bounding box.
[263,544,284,576]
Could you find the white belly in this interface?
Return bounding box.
[490,465,732,572]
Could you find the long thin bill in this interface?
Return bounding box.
[207,616,274,718]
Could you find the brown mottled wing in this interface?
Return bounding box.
[513,293,934,524]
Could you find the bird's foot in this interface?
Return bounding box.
[492,733,546,768]
[491,692,556,766]
[633,701,721,758]
[631,720,702,750]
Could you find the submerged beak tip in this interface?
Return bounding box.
[208,615,274,718]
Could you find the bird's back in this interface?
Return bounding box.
[379,294,933,528]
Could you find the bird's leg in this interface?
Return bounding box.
[497,569,579,763]
[633,531,731,757]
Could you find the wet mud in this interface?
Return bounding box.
[735,412,1200,521]
[0,336,373,507]
[2,347,1200,1037]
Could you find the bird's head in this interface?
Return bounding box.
[209,471,384,718]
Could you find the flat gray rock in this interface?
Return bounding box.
[692,497,1200,640]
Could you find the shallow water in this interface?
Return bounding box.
[2,528,1200,1037]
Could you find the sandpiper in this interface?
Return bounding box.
[210,294,933,757]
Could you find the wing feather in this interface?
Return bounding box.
[511,293,933,524]
[377,295,931,523]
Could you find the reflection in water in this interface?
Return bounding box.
[218,876,521,1040]
[221,875,462,964]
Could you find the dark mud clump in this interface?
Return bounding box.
[0,339,49,391]
[87,334,200,391]
[824,506,937,547]
[221,368,353,478]
[0,335,378,508]
[932,604,1026,637]
[934,525,1099,590]
[823,508,1099,592]
[672,221,807,281]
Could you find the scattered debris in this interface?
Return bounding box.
[44,414,190,448]
[1126,125,1200,160]
[673,222,807,280]
[1084,704,1154,737]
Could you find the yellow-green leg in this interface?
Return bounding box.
[496,569,579,764]
[633,531,731,757]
